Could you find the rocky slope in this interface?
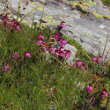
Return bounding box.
[0,0,110,60]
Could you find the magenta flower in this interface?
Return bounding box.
[96,56,102,63]
[58,39,67,47]
[48,46,56,54]
[102,89,108,97]
[54,48,60,57]
[58,49,65,58]
[3,15,9,23]
[5,20,12,26]
[12,52,19,60]
[42,41,46,45]
[11,19,21,31]
[38,35,45,39]
[76,60,87,70]
[87,85,93,93]
[54,48,71,59]
[54,33,60,41]
[65,50,71,59]
[76,60,83,67]
[36,40,43,45]
[42,47,47,52]
[91,56,102,63]
[4,64,10,72]
[73,101,76,105]
[36,40,46,46]
[24,52,31,58]
[91,56,97,62]
[80,64,87,70]
[3,15,9,21]
[59,23,67,29]
[2,16,20,31]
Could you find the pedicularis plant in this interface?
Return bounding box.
[0,14,109,110]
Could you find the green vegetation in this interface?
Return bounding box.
[102,0,110,5]
[0,15,110,110]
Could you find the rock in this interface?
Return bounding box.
[0,3,5,11]
[64,44,78,66]
[8,0,19,9]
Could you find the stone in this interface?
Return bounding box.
[0,3,5,11]
[64,44,78,66]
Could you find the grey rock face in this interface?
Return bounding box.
[0,4,5,10]
[0,0,110,60]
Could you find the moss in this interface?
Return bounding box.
[92,11,104,19]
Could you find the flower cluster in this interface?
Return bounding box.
[36,31,71,59]
[50,32,71,59]
[75,55,103,70]
[12,52,20,60]
[3,51,32,72]
[36,35,47,52]
[49,47,71,59]
[4,64,10,72]
[75,60,87,70]
[91,56,102,63]
[87,84,109,97]
[0,15,20,31]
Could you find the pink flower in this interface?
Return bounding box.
[87,85,93,93]
[48,46,56,54]
[54,48,60,57]
[3,15,9,24]
[38,35,45,39]
[24,52,31,58]
[76,60,83,67]
[65,50,71,59]
[4,64,10,72]
[80,64,87,70]
[73,101,77,105]
[36,40,46,46]
[59,49,65,58]
[91,56,97,62]
[54,48,71,59]
[59,23,67,29]
[42,47,47,52]
[58,39,67,47]
[5,20,12,26]
[2,16,20,31]
[3,15,9,21]
[42,41,46,45]
[54,33,60,41]
[102,89,108,97]
[12,52,19,60]
[91,56,103,63]
[96,56,102,63]
[5,19,20,31]
[11,19,21,31]
[36,40,43,45]
[76,60,87,70]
